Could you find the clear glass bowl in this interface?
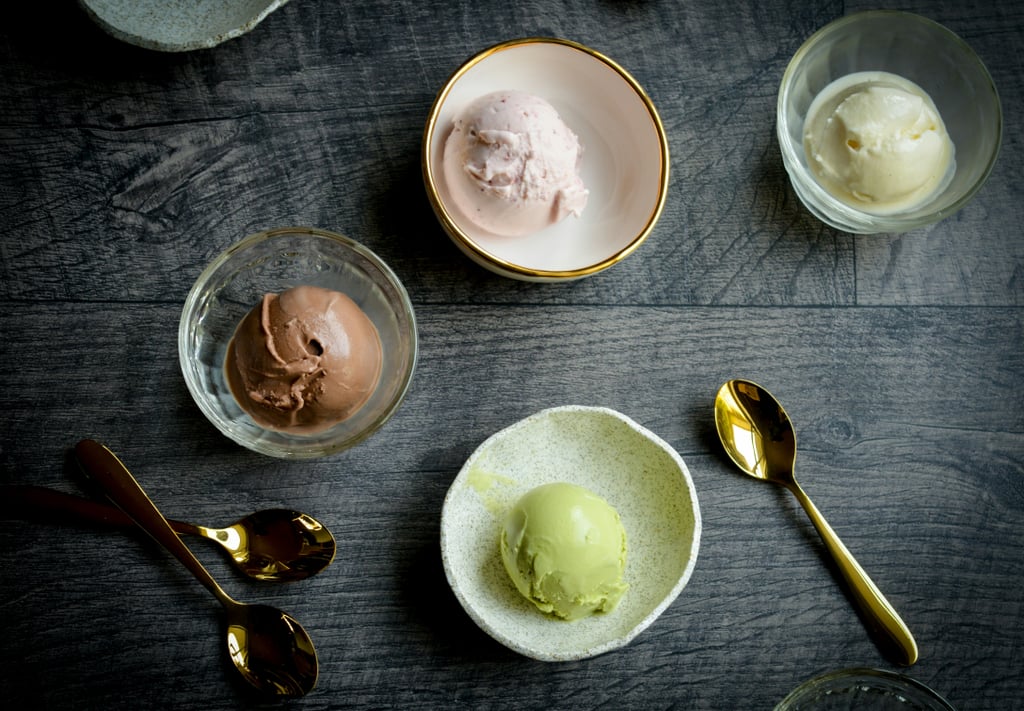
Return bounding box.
[179,227,418,459]
[777,10,1002,234]
[775,668,956,710]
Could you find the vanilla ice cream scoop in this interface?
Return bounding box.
[803,71,954,214]
[500,482,628,621]
[225,285,382,434]
[443,90,588,236]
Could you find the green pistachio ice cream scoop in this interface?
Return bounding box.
[500,482,628,621]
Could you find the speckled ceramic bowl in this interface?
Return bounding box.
[78,0,290,52]
[440,406,701,661]
[423,38,670,282]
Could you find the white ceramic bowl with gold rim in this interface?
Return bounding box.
[440,406,701,661]
[422,38,670,282]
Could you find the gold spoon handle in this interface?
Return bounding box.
[0,485,199,537]
[73,439,233,608]
[790,482,919,666]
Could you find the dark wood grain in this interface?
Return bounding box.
[2,0,1022,709]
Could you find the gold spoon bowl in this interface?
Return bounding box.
[0,485,335,582]
[714,379,918,666]
[74,439,319,697]
[190,507,335,582]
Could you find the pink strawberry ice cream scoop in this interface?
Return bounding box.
[225,285,382,434]
[442,90,588,237]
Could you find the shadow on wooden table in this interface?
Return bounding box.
[4,2,195,79]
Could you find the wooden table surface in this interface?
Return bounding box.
[2,1,1022,708]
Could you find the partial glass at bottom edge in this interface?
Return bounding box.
[775,668,956,711]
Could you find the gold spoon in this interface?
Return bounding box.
[74,438,319,696]
[714,379,918,666]
[0,485,336,582]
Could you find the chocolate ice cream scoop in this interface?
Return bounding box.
[225,285,382,434]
